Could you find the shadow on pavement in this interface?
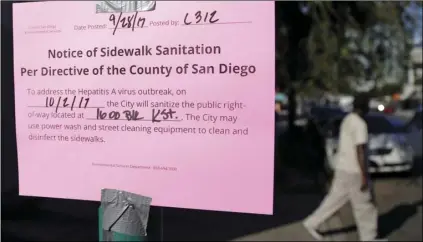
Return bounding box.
[159,190,323,241]
[2,183,324,241]
[322,200,422,239]
[378,200,422,238]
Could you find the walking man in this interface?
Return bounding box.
[303,94,382,241]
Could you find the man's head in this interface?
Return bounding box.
[353,93,370,116]
[275,101,283,113]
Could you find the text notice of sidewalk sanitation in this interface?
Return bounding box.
[13,1,275,214]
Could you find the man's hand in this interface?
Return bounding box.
[360,176,369,192]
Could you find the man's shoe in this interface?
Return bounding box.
[302,222,323,241]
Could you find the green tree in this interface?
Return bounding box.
[305,2,416,94]
[275,1,419,99]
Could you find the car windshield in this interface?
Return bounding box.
[326,114,405,137]
[365,115,405,134]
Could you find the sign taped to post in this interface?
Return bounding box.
[13,1,275,214]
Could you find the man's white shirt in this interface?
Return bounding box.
[335,112,368,174]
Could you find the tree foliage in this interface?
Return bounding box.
[276,1,420,94]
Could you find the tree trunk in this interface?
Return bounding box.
[288,87,297,130]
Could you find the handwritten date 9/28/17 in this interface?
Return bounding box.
[96,108,178,123]
[108,10,220,34]
[109,12,145,35]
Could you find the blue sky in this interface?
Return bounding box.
[408,2,422,45]
[415,8,422,45]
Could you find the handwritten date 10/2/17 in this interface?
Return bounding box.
[45,96,89,112]
[96,108,178,123]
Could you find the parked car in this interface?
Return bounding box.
[309,106,346,129]
[324,112,414,173]
[405,108,422,158]
[275,113,310,140]
[369,98,386,112]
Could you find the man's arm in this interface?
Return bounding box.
[356,144,368,191]
[354,120,369,191]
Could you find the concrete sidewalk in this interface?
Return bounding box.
[157,193,329,241]
[2,192,345,241]
[326,176,423,241]
[233,210,347,241]
[230,169,349,241]
[156,192,349,241]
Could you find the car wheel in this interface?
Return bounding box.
[397,161,416,178]
[407,158,421,178]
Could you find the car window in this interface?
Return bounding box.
[365,116,404,134]
[324,116,345,137]
[310,107,345,121]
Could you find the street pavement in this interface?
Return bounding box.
[3,173,421,241]
[1,167,340,241]
[233,165,422,241]
[3,165,421,241]
[2,151,421,242]
[334,169,422,241]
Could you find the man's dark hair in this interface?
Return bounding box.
[353,93,370,112]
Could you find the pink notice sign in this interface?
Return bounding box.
[13,1,275,214]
